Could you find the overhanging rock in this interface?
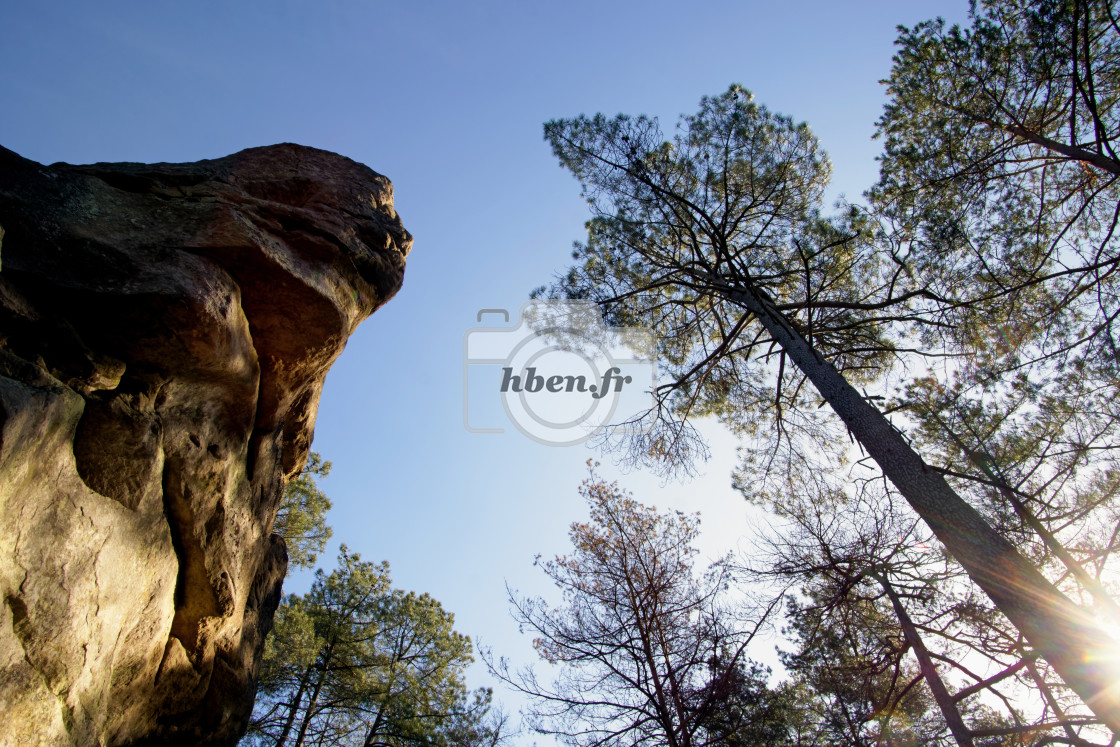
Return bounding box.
[0,144,411,746]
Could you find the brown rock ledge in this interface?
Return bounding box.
[0,144,411,746]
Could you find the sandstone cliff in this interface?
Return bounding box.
[0,144,411,745]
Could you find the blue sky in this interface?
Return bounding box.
[2,0,968,733]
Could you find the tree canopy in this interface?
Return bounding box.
[540,78,1120,732]
[244,548,503,747]
[275,452,334,571]
[872,0,1120,624]
[874,0,1120,361]
[487,464,783,747]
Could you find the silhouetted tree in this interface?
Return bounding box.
[487,464,782,747]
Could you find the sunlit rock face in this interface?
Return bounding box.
[0,144,411,746]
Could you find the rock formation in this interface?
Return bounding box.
[0,144,411,745]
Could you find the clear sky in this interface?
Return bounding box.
[1,0,968,736]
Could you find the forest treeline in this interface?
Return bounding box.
[241,456,507,747]
[249,1,1120,745]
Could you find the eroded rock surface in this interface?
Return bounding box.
[0,144,411,746]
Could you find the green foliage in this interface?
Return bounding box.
[540,13,1120,732]
[542,85,900,475]
[874,0,1120,706]
[693,657,800,746]
[779,584,1041,747]
[873,0,1120,374]
[275,452,333,571]
[245,548,503,747]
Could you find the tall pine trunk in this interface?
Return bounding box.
[273,661,317,747]
[934,416,1120,623]
[293,660,330,747]
[727,283,1120,734]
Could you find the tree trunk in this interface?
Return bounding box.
[726,282,1120,735]
[274,663,312,747]
[293,663,329,747]
[874,572,975,746]
[363,704,387,747]
[364,632,402,747]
